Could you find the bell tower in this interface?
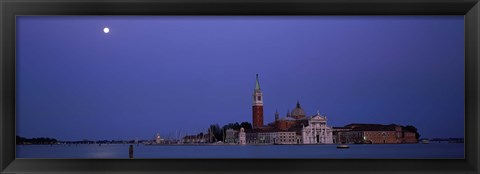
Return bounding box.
[252,74,264,128]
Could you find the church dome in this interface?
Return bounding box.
[291,108,306,117]
[291,101,306,118]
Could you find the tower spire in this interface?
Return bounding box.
[255,74,260,90]
[296,100,301,108]
[275,109,279,120]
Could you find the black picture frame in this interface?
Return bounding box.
[1,0,479,173]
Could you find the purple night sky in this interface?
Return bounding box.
[16,16,464,141]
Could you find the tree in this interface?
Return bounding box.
[222,122,242,131]
[240,122,252,130]
[209,124,222,142]
[208,122,253,142]
[16,136,58,144]
[404,125,421,139]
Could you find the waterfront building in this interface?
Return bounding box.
[342,124,398,144]
[295,134,303,144]
[182,135,196,143]
[277,131,297,144]
[225,128,238,144]
[402,132,418,143]
[257,131,278,144]
[301,111,333,144]
[155,133,161,144]
[239,128,246,145]
[245,128,272,144]
[333,124,418,144]
[245,131,258,144]
[332,127,351,144]
[245,129,298,144]
[252,74,264,128]
[182,133,209,144]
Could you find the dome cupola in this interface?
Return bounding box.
[290,100,306,119]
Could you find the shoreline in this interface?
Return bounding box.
[16,142,465,146]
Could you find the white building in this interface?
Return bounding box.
[302,111,333,144]
[239,128,246,145]
[155,133,162,144]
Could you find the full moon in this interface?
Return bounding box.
[103,27,109,33]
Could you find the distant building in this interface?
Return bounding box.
[245,131,257,144]
[332,127,351,144]
[245,128,298,144]
[301,111,333,144]
[402,131,417,143]
[239,128,246,145]
[225,128,238,144]
[245,128,272,144]
[333,124,418,144]
[155,133,161,144]
[257,131,277,144]
[182,133,208,144]
[277,131,297,144]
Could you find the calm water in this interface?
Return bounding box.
[16,143,464,159]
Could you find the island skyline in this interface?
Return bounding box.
[16,16,464,141]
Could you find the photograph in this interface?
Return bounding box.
[15,16,464,159]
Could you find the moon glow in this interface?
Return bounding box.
[103,27,110,33]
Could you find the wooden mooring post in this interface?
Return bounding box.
[129,145,134,159]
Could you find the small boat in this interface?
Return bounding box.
[336,144,349,149]
[421,140,429,144]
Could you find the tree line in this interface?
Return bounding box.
[208,122,252,142]
[402,125,420,139]
[16,136,58,145]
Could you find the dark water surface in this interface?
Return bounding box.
[16,143,464,159]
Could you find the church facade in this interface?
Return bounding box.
[302,111,333,144]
